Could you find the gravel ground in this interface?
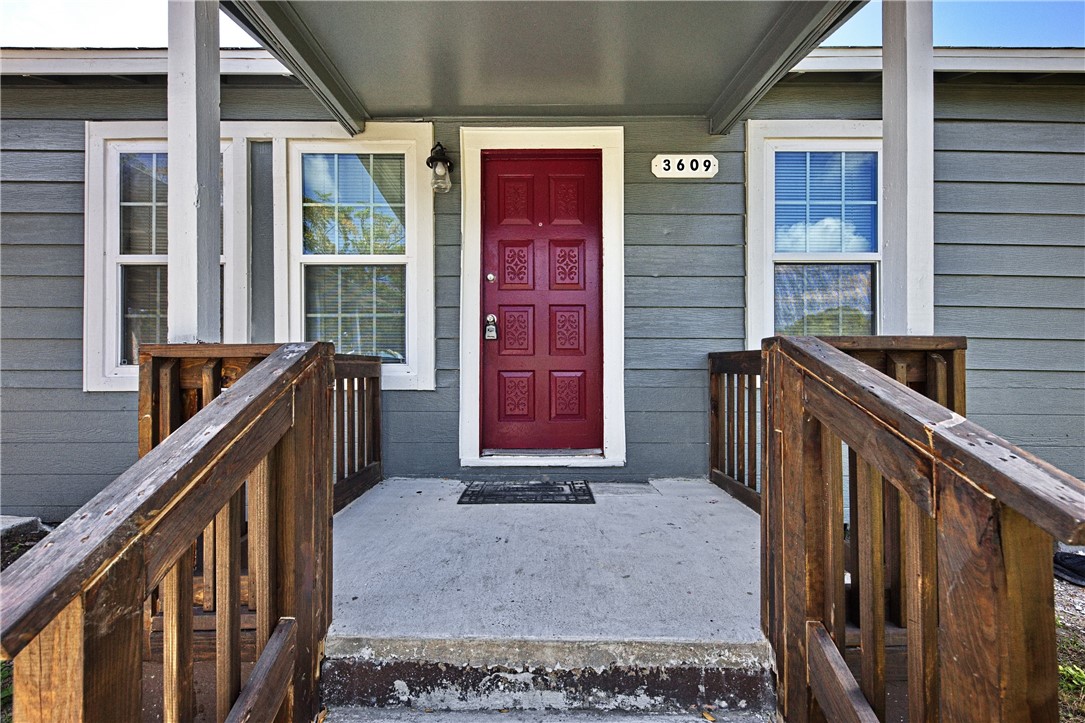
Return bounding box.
[1057,573,1085,722]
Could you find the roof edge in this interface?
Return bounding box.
[2,46,1082,77]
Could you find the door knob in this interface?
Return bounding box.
[484,314,498,340]
[486,273,496,283]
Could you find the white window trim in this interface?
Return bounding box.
[458,126,626,467]
[283,123,435,391]
[746,119,900,349]
[85,120,436,392]
[84,121,246,391]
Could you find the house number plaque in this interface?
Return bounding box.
[651,154,719,179]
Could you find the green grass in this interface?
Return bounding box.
[1059,614,1085,721]
[1,661,12,723]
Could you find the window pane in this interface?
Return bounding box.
[121,265,167,365]
[121,206,154,254]
[372,205,406,254]
[302,152,407,256]
[844,204,877,252]
[121,153,155,203]
[303,205,338,254]
[372,155,405,205]
[809,152,841,202]
[775,205,807,253]
[121,152,169,255]
[304,265,406,362]
[845,152,877,202]
[774,150,878,254]
[337,207,371,254]
[774,264,874,336]
[775,153,806,202]
[808,204,844,253]
[302,153,336,201]
[337,154,373,204]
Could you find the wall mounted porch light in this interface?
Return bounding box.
[426,142,454,194]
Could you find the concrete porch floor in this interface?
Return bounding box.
[325,478,772,713]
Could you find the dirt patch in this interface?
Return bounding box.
[1,526,47,723]
[1,528,47,573]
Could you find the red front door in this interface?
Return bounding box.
[480,150,603,452]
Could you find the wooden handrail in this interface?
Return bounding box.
[1,342,335,722]
[763,336,1085,722]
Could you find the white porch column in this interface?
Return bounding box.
[167,0,221,342]
[881,0,934,334]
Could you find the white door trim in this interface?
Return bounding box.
[458,127,626,467]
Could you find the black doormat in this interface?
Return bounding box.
[457,480,595,505]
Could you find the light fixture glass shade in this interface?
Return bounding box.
[431,162,452,194]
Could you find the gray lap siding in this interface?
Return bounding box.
[1,78,1082,519]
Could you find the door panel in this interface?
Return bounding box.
[481,150,603,451]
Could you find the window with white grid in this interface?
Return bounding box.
[746,121,883,349]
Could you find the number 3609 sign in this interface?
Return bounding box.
[651,154,719,179]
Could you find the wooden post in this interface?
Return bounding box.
[13,600,84,722]
[937,468,1058,721]
[778,360,808,722]
[167,0,221,343]
[881,0,935,335]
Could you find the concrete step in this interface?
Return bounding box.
[324,479,773,715]
[328,708,770,722]
[321,636,774,714]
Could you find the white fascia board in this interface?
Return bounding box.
[0,48,289,75]
[794,47,1085,74]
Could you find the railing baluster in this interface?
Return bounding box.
[250,454,277,658]
[927,353,948,408]
[216,489,243,720]
[162,545,195,723]
[856,458,886,721]
[346,376,357,476]
[904,496,938,722]
[725,373,736,479]
[370,373,382,471]
[747,376,758,490]
[884,355,908,628]
[201,361,222,615]
[821,426,846,653]
[336,379,346,481]
[709,368,721,477]
[736,374,747,485]
[950,348,967,415]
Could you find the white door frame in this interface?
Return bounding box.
[458,127,626,467]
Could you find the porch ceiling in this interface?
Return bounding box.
[220,1,863,135]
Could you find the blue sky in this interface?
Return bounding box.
[0,0,1083,48]
[824,0,1085,46]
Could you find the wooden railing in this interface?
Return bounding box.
[708,336,967,512]
[140,344,383,515]
[332,354,383,511]
[762,336,1085,722]
[0,343,334,722]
